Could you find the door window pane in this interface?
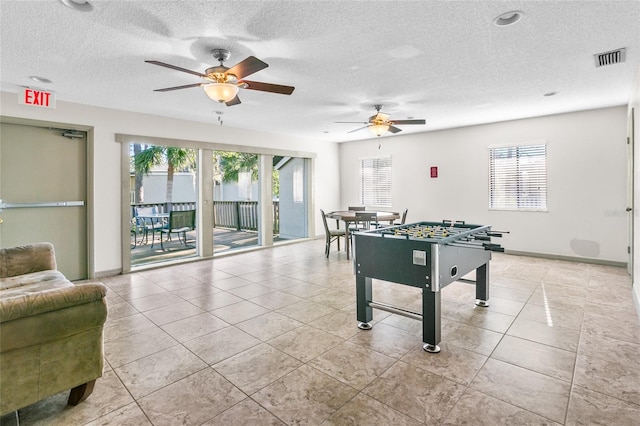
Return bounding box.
[130,143,198,266]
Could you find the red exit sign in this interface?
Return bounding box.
[18,87,56,109]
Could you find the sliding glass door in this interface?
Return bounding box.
[211,150,264,253]
[273,156,308,243]
[129,143,198,266]
[119,132,315,272]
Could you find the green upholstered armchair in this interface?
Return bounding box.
[0,242,108,416]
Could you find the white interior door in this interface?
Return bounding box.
[0,122,87,280]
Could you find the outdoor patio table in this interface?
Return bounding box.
[135,212,169,247]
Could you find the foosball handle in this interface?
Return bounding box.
[441,219,465,226]
[483,243,504,252]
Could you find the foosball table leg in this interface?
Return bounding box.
[475,262,490,308]
[422,289,441,353]
[356,276,373,329]
[423,343,441,353]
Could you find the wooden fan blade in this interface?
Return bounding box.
[388,125,402,134]
[390,119,426,125]
[227,56,268,80]
[242,80,295,95]
[145,60,207,78]
[225,95,241,106]
[154,83,203,92]
[348,125,370,134]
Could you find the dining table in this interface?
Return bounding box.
[325,210,400,259]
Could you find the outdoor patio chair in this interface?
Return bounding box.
[321,209,346,258]
[159,210,196,250]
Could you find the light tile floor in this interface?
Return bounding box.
[3,239,640,425]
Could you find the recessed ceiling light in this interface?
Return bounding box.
[544,91,558,97]
[29,76,52,84]
[494,11,523,26]
[58,0,93,12]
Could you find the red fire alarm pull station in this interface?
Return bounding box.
[430,166,438,178]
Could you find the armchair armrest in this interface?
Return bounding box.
[0,242,57,278]
[0,282,107,323]
[0,283,108,352]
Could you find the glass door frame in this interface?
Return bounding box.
[117,133,315,273]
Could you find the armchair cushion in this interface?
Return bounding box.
[0,242,57,278]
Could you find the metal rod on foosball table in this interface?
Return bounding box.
[368,301,422,321]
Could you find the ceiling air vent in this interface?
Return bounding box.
[594,48,626,67]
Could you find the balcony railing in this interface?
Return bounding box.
[131,201,280,233]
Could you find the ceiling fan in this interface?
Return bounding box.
[146,48,295,106]
[336,104,426,136]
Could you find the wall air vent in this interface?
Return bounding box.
[594,48,626,67]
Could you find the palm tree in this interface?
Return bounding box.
[215,151,259,182]
[214,151,279,197]
[132,144,143,203]
[134,145,196,205]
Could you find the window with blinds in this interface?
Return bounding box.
[360,156,392,207]
[489,144,547,211]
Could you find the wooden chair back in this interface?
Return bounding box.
[354,211,377,230]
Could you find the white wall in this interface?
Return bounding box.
[139,173,197,203]
[630,66,640,308]
[1,91,341,275]
[340,106,628,264]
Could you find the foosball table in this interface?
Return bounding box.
[353,220,505,353]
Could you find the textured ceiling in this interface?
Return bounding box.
[1,0,639,142]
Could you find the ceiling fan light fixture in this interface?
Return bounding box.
[203,83,239,103]
[369,124,389,137]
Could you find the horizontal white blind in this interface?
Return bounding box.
[489,144,547,210]
[361,157,392,207]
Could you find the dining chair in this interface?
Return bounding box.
[376,208,408,228]
[398,208,408,225]
[321,209,346,258]
[348,206,366,211]
[349,211,378,232]
[347,211,378,256]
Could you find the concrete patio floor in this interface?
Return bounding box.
[131,228,282,267]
